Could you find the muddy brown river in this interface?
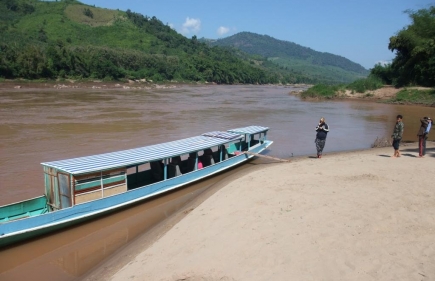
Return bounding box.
[1,85,435,280]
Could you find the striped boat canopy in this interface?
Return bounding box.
[228,125,269,135]
[41,131,245,175]
[201,131,241,140]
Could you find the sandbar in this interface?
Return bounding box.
[89,142,435,281]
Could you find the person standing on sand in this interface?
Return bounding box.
[418,117,429,157]
[315,117,329,158]
[423,117,432,156]
[391,115,404,158]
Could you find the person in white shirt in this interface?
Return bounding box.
[423,117,432,156]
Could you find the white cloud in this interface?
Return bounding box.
[217,26,230,36]
[181,17,201,35]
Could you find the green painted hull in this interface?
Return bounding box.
[0,196,48,223]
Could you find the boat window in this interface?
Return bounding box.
[169,153,188,174]
[74,168,127,205]
[187,152,198,172]
[168,156,182,178]
[76,169,126,185]
[200,147,218,167]
[126,163,153,189]
[150,161,164,181]
[250,134,259,146]
[126,163,150,175]
[58,173,71,208]
[218,144,229,161]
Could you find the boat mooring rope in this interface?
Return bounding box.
[241,151,290,162]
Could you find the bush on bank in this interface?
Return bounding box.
[300,84,345,99]
[301,76,384,99]
[346,76,384,93]
[388,88,435,105]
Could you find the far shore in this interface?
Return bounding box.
[85,142,435,281]
[0,79,311,92]
[290,85,435,107]
[290,85,399,100]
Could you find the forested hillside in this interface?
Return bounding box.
[0,0,321,84]
[207,32,369,84]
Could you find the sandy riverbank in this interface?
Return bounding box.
[85,142,435,281]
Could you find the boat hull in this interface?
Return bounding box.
[0,140,273,247]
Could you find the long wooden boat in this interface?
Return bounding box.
[0,125,272,247]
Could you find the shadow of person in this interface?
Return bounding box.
[401,147,435,153]
[401,148,418,153]
[402,153,417,157]
[378,154,391,158]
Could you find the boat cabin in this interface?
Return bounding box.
[40,126,269,211]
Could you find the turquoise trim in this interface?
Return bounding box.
[164,159,168,180]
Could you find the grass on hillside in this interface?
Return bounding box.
[388,88,435,105]
[65,4,120,27]
[14,1,153,50]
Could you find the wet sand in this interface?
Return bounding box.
[99,142,435,281]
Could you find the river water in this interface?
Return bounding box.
[2,85,435,205]
[1,85,435,280]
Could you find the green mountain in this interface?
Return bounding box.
[0,0,321,84]
[207,32,369,84]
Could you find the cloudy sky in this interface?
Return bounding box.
[81,0,434,69]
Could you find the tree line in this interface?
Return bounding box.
[0,39,281,84]
[370,6,435,87]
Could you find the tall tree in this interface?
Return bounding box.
[388,6,435,86]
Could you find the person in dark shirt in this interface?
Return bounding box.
[315,117,329,158]
[391,114,404,158]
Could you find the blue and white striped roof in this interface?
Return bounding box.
[228,125,269,135]
[41,130,247,175]
[201,131,241,140]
